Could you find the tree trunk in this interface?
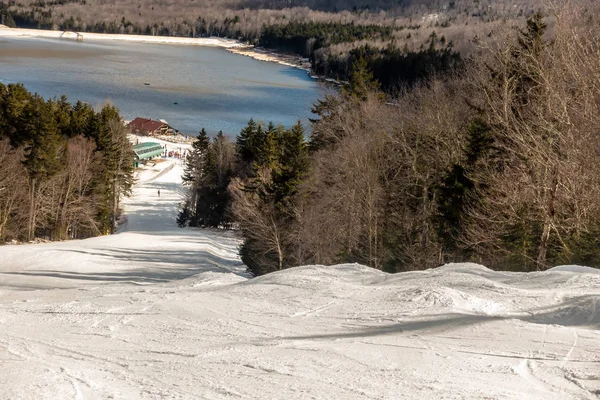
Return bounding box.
[28,178,36,241]
[536,166,559,270]
[111,178,117,234]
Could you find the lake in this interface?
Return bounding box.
[0,36,322,135]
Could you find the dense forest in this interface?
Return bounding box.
[0,84,134,243]
[243,0,434,12]
[180,3,600,275]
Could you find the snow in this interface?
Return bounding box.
[548,265,600,275]
[1,161,599,399]
[0,26,245,48]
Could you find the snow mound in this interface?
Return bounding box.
[548,265,600,274]
[434,262,495,274]
[401,287,507,315]
[527,295,600,327]
[247,263,384,285]
[187,271,248,287]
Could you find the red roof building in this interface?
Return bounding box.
[128,118,169,136]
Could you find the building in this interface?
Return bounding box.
[132,142,163,165]
[128,117,170,136]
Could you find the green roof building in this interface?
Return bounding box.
[132,142,163,162]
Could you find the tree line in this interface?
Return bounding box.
[181,3,600,275]
[312,33,461,93]
[258,21,462,90]
[258,21,396,57]
[0,84,134,243]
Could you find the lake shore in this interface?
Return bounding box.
[0,25,245,48]
[227,46,312,72]
[0,25,315,73]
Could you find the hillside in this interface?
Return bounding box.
[1,0,540,45]
[0,159,598,399]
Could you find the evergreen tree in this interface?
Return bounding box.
[180,131,206,227]
[235,121,310,276]
[343,56,382,101]
[179,129,235,228]
[69,100,95,138]
[271,121,309,211]
[95,104,134,234]
[309,94,344,151]
[235,118,268,178]
[18,95,65,240]
[436,118,493,253]
[236,118,258,168]
[201,131,235,227]
[182,128,210,185]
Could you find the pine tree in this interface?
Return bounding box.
[179,128,211,227]
[309,94,344,151]
[182,128,210,185]
[271,121,309,211]
[200,131,235,227]
[236,118,258,170]
[436,118,494,258]
[68,100,95,138]
[235,119,269,178]
[95,104,134,234]
[343,56,382,102]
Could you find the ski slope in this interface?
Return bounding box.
[0,161,599,399]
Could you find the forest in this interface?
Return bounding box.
[0,85,134,243]
[180,2,600,275]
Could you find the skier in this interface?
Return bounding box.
[158,189,160,197]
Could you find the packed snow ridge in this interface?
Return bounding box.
[0,160,599,399]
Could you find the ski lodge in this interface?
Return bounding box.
[127,117,170,136]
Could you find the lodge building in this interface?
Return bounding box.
[127,117,170,136]
[132,142,163,165]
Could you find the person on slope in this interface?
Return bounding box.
[158,190,161,197]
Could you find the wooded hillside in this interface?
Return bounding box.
[180,1,600,274]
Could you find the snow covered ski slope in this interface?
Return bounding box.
[0,161,599,399]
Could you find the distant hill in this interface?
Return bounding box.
[242,0,433,12]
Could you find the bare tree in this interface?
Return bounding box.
[463,1,600,269]
[38,136,101,240]
[0,140,28,241]
[229,169,288,272]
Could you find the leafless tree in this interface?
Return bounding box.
[229,168,289,271]
[462,0,600,269]
[37,136,101,240]
[0,140,28,241]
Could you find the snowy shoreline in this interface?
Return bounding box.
[227,46,312,72]
[0,25,245,48]
[0,26,318,74]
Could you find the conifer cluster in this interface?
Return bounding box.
[178,120,309,275]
